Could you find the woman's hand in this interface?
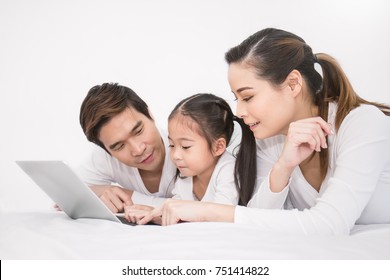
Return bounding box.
[270,117,333,192]
[138,199,235,226]
[280,117,333,167]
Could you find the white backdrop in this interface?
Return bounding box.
[1,0,389,212]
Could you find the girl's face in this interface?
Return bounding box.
[168,115,219,178]
[228,63,296,138]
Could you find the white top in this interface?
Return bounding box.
[172,152,238,205]
[235,103,390,235]
[76,130,177,207]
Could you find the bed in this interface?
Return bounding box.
[1,210,390,260]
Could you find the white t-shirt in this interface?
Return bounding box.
[77,129,177,207]
[172,152,238,205]
[235,103,390,235]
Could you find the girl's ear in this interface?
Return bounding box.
[213,138,227,156]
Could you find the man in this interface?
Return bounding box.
[78,83,176,213]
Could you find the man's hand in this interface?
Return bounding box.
[90,185,133,213]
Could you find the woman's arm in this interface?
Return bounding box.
[138,200,235,225]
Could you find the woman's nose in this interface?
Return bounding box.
[236,100,247,119]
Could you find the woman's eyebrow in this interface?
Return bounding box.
[236,86,253,93]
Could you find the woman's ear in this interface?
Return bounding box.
[286,70,303,97]
[212,138,227,157]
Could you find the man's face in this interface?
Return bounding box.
[98,107,165,172]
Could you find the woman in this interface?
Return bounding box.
[136,28,390,235]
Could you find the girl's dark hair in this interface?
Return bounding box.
[225,27,390,182]
[80,82,152,153]
[169,93,256,206]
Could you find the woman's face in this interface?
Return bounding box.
[228,63,296,139]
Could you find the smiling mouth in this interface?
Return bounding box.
[248,121,260,127]
[140,153,153,164]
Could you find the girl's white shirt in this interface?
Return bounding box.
[172,151,238,205]
[76,129,177,207]
[235,102,390,235]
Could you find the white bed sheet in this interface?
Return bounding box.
[1,211,389,260]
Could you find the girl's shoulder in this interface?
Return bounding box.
[213,151,236,174]
[219,151,236,164]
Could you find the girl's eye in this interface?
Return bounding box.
[243,96,253,102]
[182,146,191,150]
[168,144,174,148]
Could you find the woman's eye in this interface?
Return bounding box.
[168,144,174,148]
[243,96,253,102]
[182,146,191,150]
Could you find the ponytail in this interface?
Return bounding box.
[315,53,390,178]
[233,116,257,206]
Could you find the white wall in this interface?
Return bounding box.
[1,0,389,212]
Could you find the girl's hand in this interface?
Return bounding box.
[137,199,182,226]
[279,117,333,169]
[124,204,154,224]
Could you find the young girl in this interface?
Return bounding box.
[137,28,390,235]
[125,93,255,223]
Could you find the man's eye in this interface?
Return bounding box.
[136,127,144,135]
[114,144,124,151]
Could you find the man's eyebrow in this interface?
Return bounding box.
[109,121,143,150]
[236,86,253,93]
[131,120,143,133]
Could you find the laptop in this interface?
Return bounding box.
[16,160,137,226]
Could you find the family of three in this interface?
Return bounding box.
[77,28,390,235]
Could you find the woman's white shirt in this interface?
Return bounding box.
[235,103,390,235]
